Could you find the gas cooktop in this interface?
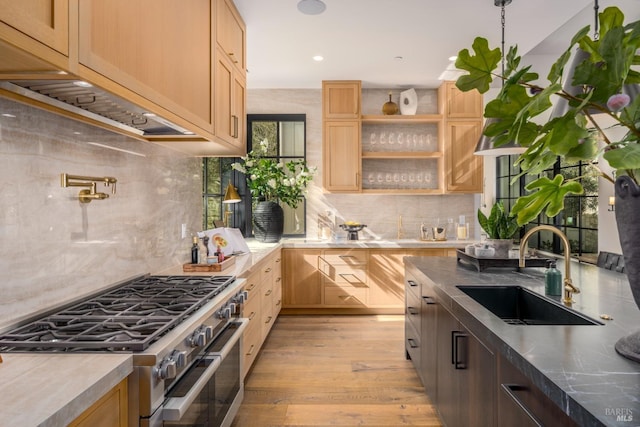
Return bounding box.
[0,275,236,352]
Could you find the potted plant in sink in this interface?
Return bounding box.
[454,6,640,361]
[478,201,520,258]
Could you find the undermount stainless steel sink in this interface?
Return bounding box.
[457,285,603,326]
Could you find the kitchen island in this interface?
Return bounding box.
[405,256,640,426]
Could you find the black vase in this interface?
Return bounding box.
[614,176,640,362]
[253,201,284,243]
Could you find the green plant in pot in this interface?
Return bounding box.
[232,139,316,242]
[455,6,640,361]
[478,201,520,258]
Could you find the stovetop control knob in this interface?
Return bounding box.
[233,291,248,304]
[217,305,232,319]
[171,350,188,368]
[188,328,206,347]
[203,325,214,341]
[156,357,177,380]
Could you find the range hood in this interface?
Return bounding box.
[0,79,195,137]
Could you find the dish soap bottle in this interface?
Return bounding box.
[191,236,199,264]
[545,260,562,296]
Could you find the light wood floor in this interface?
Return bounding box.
[231,315,442,427]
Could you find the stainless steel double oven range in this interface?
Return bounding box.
[0,274,248,427]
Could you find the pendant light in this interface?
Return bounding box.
[474,0,526,156]
[550,0,639,119]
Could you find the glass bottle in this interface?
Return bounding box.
[191,236,199,264]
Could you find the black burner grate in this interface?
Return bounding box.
[0,275,235,352]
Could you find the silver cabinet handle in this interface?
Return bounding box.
[408,280,419,287]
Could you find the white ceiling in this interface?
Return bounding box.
[233,0,640,89]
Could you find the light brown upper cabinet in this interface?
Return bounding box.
[216,0,245,74]
[323,81,361,119]
[439,81,483,193]
[440,80,483,118]
[77,0,213,133]
[0,0,69,71]
[323,120,361,192]
[215,46,246,151]
[444,120,483,193]
[0,0,69,55]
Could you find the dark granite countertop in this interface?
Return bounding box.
[404,256,640,427]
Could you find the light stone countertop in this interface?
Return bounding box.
[0,353,132,427]
[0,238,475,427]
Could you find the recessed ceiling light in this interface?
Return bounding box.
[73,81,93,88]
[313,55,324,62]
[297,0,326,15]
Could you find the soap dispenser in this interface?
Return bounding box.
[545,260,562,296]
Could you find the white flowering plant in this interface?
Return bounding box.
[231,139,317,209]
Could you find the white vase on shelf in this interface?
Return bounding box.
[399,88,418,115]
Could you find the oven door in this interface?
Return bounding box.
[157,318,248,427]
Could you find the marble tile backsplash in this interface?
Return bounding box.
[0,98,202,329]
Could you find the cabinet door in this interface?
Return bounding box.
[216,0,245,73]
[0,0,69,55]
[437,304,496,427]
[78,0,212,130]
[323,121,361,192]
[215,50,245,150]
[461,325,496,427]
[322,81,361,119]
[441,81,483,119]
[68,378,128,427]
[445,120,483,193]
[282,249,323,307]
[368,250,405,308]
[436,304,461,426]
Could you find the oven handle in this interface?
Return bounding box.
[161,318,249,421]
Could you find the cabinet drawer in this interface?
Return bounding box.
[405,320,421,367]
[405,285,422,333]
[322,250,368,266]
[242,273,261,304]
[324,265,367,285]
[324,287,367,306]
[242,291,261,327]
[242,321,262,378]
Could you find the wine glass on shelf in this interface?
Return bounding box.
[397,132,404,145]
[370,132,377,146]
[379,132,387,145]
[388,132,395,144]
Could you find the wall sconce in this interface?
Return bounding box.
[61,173,117,203]
[222,183,241,227]
[608,196,615,212]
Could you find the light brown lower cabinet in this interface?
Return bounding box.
[240,249,282,378]
[68,378,128,427]
[283,248,456,313]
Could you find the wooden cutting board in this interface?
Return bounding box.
[182,255,236,272]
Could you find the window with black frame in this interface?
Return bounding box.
[202,114,308,237]
[496,155,598,257]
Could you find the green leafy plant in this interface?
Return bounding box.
[231,139,317,209]
[478,201,521,240]
[455,6,640,225]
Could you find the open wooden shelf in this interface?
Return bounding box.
[361,114,442,123]
[362,151,442,159]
